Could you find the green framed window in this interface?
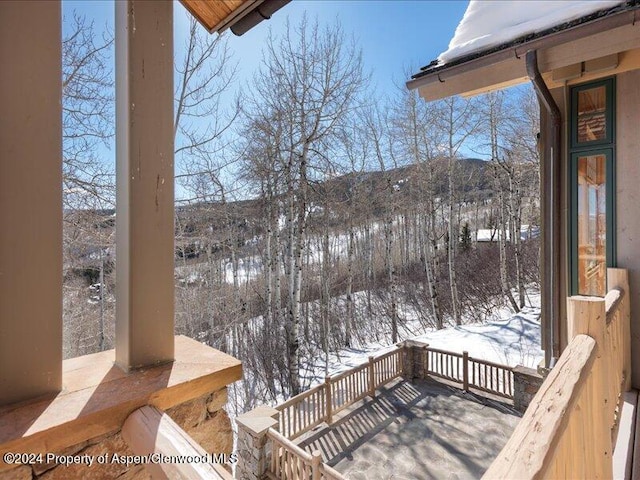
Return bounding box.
[569,78,615,296]
[571,78,615,148]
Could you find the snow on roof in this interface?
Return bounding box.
[438,0,626,65]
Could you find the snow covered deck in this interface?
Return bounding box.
[297,377,520,480]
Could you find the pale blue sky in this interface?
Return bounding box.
[62,1,470,201]
[63,1,468,94]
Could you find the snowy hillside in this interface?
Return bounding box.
[309,293,543,384]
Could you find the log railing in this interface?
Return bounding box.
[122,405,233,480]
[484,268,631,479]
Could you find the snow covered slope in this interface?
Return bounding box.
[322,298,543,382]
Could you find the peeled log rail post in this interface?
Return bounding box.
[311,451,321,480]
[484,296,611,479]
[567,295,611,479]
[482,335,597,479]
[122,405,232,480]
[607,268,631,391]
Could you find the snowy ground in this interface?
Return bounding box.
[317,292,543,383]
[228,289,543,421]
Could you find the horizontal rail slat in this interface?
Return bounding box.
[468,356,514,371]
[268,428,314,462]
[329,363,369,383]
[277,384,325,411]
[427,347,464,358]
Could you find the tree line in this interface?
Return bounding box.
[61,14,540,406]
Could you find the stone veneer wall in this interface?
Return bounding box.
[512,366,544,413]
[1,388,231,480]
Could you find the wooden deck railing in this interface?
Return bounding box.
[484,268,631,479]
[277,341,514,444]
[270,338,515,480]
[267,428,344,480]
[467,356,513,399]
[277,384,328,441]
[425,347,514,398]
[277,347,404,439]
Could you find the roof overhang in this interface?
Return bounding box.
[180,0,290,35]
[407,4,640,101]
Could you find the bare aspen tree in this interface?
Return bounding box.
[249,16,364,395]
[485,91,521,312]
[171,18,242,355]
[63,14,115,209]
[175,18,239,200]
[62,13,116,358]
[505,87,541,303]
[393,84,443,328]
[433,96,478,325]
[339,121,370,346]
[363,104,402,342]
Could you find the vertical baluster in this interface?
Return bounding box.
[484,363,488,389]
[286,408,291,438]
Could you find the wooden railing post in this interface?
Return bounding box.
[463,351,469,391]
[608,268,631,391]
[403,342,414,379]
[368,356,375,398]
[311,450,322,480]
[567,295,611,479]
[424,345,430,377]
[325,377,333,424]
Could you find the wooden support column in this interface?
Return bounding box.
[115,0,174,370]
[0,1,62,405]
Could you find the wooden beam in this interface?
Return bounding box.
[539,23,640,74]
[415,20,640,102]
[115,0,175,370]
[0,0,62,405]
[179,0,256,34]
[567,296,611,479]
[418,56,527,102]
[122,405,232,479]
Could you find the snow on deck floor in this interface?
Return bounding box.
[299,378,521,480]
